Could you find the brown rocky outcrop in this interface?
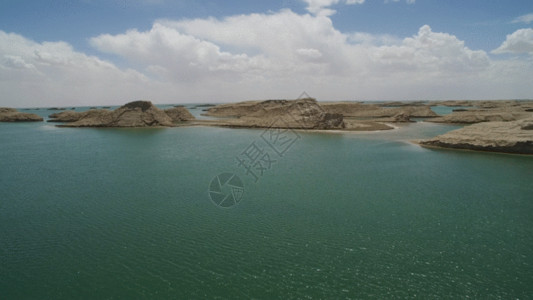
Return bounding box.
[212,98,346,130]
[164,107,196,122]
[204,100,272,118]
[315,113,345,129]
[428,110,531,124]
[58,101,174,127]
[419,118,533,154]
[379,101,427,107]
[428,111,527,124]
[205,99,431,128]
[200,98,423,130]
[431,100,475,107]
[321,102,438,118]
[48,110,88,122]
[0,108,43,122]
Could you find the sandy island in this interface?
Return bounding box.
[3,98,533,154]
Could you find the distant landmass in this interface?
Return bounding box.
[0,107,43,122]
[3,98,533,154]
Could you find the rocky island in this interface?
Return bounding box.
[47,98,405,131]
[199,98,432,131]
[164,106,196,122]
[428,100,533,124]
[204,98,533,154]
[49,101,198,127]
[321,101,438,119]
[51,101,181,127]
[0,108,43,122]
[419,118,533,154]
[201,98,346,130]
[418,100,533,154]
[40,97,533,155]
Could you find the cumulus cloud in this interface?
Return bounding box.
[512,13,533,24]
[90,24,261,82]
[301,0,364,17]
[0,31,153,107]
[1,10,533,107]
[158,10,350,74]
[385,0,416,4]
[78,14,533,101]
[372,25,490,74]
[492,28,533,55]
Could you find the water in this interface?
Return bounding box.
[1,117,532,299]
[431,105,469,116]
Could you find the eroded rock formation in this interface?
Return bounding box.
[164,107,196,122]
[419,118,533,154]
[58,101,174,127]
[0,108,43,122]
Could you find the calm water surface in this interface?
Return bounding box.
[1,113,532,299]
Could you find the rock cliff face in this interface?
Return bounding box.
[428,110,530,124]
[203,100,265,117]
[208,98,345,130]
[49,104,197,125]
[321,102,438,118]
[432,100,475,107]
[204,99,437,127]
[58,101,174,127]
[316,113,345,129]
[164,107,196,122]
[48,110,90,122]
[427,100,533,124]
[419,118,533,154]
[0,108,43,122]
[202,98,437,130]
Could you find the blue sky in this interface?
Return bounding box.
[1,0,533,106]
[1,0,529,52]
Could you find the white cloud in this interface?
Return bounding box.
[158,10,350,73]
[385,0,416,4]
[301,0,364,17]
[67,15,533,101]
[90,24,261,82]
[1,10,532,107]
[349,32,401,45]
[492,28,533,55]
[371,25,490,74]
[0,31,151,107]
[296,48,323,59]
[512,13,533,24]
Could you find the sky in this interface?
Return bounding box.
[1,0,533,107]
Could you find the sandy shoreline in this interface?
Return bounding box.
[5,98,533,155]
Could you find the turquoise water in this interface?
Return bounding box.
[431,106,469,116]
[1,118,533,299]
